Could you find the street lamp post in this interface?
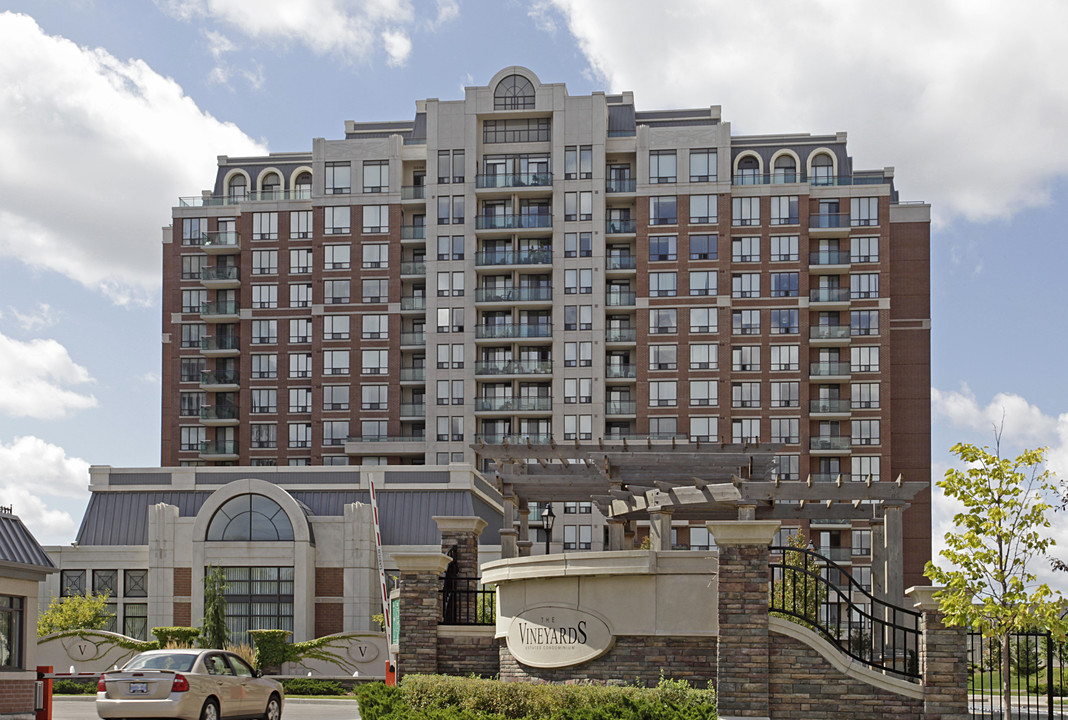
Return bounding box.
[543,503,555,555]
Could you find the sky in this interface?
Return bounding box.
[1,0,1067,585]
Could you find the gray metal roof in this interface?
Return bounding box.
[0,513,56,569]
[76,492,209,546]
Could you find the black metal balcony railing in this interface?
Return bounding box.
[475,287,553,303]
[474,397,553,412]
[475,172,552,189]
[474,360,553,376]
[810,398,852,413]
[440,577,496,626]
[606,178,637,193]
[474,323,552,339]
[809,288,851,303]
[475,213,552,230]
[809,326,851,340]
[606,219,637,234]
[474,249,552,266]
[200,266,239,282]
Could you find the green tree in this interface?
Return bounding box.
[925,441,1065,718]
[202,565,229,648]
[37,592,114,638]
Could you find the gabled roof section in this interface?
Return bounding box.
[0,510,56,570]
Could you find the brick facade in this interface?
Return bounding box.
[173,601,191,626]
[0,679,35,716]
[315,567,344,597]
[315,602,344,637]
[173,567,191,596]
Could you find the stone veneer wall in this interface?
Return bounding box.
[397,572,445,676]
[499,636,717,686]
[716,543,771,717]
[0,679,35,717]
[768,633,924,720]
[437,630,499,677]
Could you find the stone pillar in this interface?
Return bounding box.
[648,508,674,551]
[708,520,781,720]
[433,516,488,579]
[517,502,532,557]
[906,586,968,720]
[500,495,517,559]
[606,518,626,551]
[885,504,905,605]
[391,552,452,678]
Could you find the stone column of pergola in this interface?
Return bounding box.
[499,493,517,559]
[648,508,674,551]
[433,516,487,579]
[516,501,532,557]
[906,586,968,720]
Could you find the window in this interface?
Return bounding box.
[771,381,799,408]
[288,318,312,344]
[325,206,350,234]
[251,423,277,448]
[851,273,879,299]
[649,416,677,437]
[289,283,312,308]
[852,420,881,445]
[564,269,577,294]
[180,323,205,348]
[732,345,760,371]
[852,455,881,482]
[770,196,799,225]
[363,160,389,193]
[770,345,799,371]
[563,379,578,404]
[771,418,799,444]
[690,307,717,333]
[289,423,313,449]
[770,272,799,298]
[288,352,312,379]
[290,210,311,239]
[208,494,294,541]
[732,418,760,444]
[181,289,206,313]
[324,244,351,270]
[362,205,388,233]
[324,350,350,375]
[689,195,717,224]
[483,118,551,143]
[851,236,879,263]
[324,385,349,411]
[251,319,277,344]
[732,382,760,408]
[361,384,388,410]
[852,383,880,409]
[851,346,880,372]
[362,278,388,303]
[251,284,277,309]
[325,162,351,194]
[289,249,312,274]
[324,280,350,304]
[494,73,535,109]
[650,150,676,183]
[252,212,278,240]
[851,197,879,226]
[93,569,117,596]
[180,357,206,382]
[124,569,148,598]
[579,341,592,367]
[690,417,718,442]
[689,380,717,407]
[776,455,800,482]
[182,218,206,245]
[359,315,385,340]
[851,310,879,336]
[770,235,798,262]
[251,389,277,414]
[852,530,872,557]
[732,237,759,262]
[650,196,677,225]
[649,381,677,407]
[649,345,677,370]
[689,234,717,260]
[323,421,350,446]
[689,149,717,182]
[181,254,205,280]
[649,235,677,261]
[732,197,759,226]
[252,250,277,275]
[732,273,760,298]
[649,272,676,297]
[251,354,276,379]
[179,426,205,452]
[689,270,716,296]
[362,349,389,375]
[649,308,677,334]
[179,391,204,417]
[690,343,717,370]
[579,305,592,331]
[770,309,798,334]
[733,309,760,335]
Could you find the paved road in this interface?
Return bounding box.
[54,695,361,719]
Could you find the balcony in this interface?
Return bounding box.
[605,290,636,306]
[476,434,553,445]
[474,287,552,303]
[605,364,637,379]
[811,473,853,484]
[475,213,553,231]
[344,435,426,456]
[814,547,854,563]
[605,328,637,343]
[810,398,852,414]
[474,360,553,376]
[399,296,426,311]
[475,323,552,340]
[474,397,553,412]
[400,261,427,276]
[809,362,851,378]
[202,231,240,254]
[200,301,240,322]
[809,250,851,266]
[809,325,851,341]
[475,172,552,189]
[200,336,239,356]
[200,266,240,288]
[400,331,427,346]
[399,403,426,418]
[199,440,239,459]
[606,178,637,193]
[401,225,427,240]
[200,371,240,390]
[474,249,552,266]
[809,288,851,304]
[605,400,637,415]
[401,185,427,201]
[200,405,239,425]
[809,213,850,233]
[606,255,637,271]
[809,436,852,452]
[400,367,426,383]
[178,190,312,207]
[605,219,637,235]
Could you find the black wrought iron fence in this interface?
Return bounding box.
[769,545,921,679]
[968,630,1068,719]
[440,577,496,626]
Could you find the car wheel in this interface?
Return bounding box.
[263,693,282,720]
[200,698,220,720]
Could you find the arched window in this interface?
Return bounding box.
[494,74,535,110]
[206,494,294,541]
[228,174,247,201]
[736,155,760,185]
[294,172,312,199]
[773,156,797,184]
[811,153,834,185]
[261,173,282,200]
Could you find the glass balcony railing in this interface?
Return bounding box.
[605,328,637,343]
[728,173,888,187]
[606,255,637,270]
[605,364,637,378]
[347,435,426,443]
[474,360,553,376]
[810,213,850,229]
[810,399,852,413]
[200,336,239,352]
[203,231,240,248]
[200,301,239,316]
[199,440,238,455]
[474,249,552,266]
[399,403,426,417]
[200,371,239,386]
[474,324,552,339]
[476,434,553,445]
[399,296,426,311]
[810,436,852,451]
[400,332,427,346]
[399,368,426,382]
[809,326,850,340]
[475,172,552,189]
[200,266,239,282]
[401,225,427,240]
[605,400,637,414]
[605,290,636,306]
[810,362,851,376]
[606,219,637,234]
[178,189,312,206]
[475,287,552,302]
[474,397,553,412]
[200,405,238,421]
[606,178,636,193]
[401,186,427,200]
[400,261,427,275]
[475,213,553,230]
[811,473,853,484]
[809,250,851,265]
[809,288,851,303]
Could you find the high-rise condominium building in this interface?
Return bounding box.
[163,67,931,587]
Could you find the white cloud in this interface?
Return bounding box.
[431,0,459,28]
[0,331,97,420]
[381,29,412,67]
[544,0,1068,226]
[157,0,419,64]
[202,29,264,90]
[7,303,58,332]
[0,12,265,304]
[0,436,90,545]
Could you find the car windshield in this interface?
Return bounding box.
[123,653,197,672]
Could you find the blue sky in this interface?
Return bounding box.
[0,1,1066,581]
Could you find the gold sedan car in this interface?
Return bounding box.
[96,649,284,720]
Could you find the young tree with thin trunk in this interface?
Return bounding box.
[202,565,229,649]
[925,440,1065,718]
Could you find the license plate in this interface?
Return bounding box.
[129,682,148,694]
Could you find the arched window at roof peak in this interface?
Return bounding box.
[206,493,294,541]
[494,74,535,110]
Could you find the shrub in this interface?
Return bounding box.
[282,678,348,696]
[52,679,96,695]
[151,626,201,648]
[224,642,256,669]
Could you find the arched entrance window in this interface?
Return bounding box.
[494,74,535,110]
[206,494,294,541]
